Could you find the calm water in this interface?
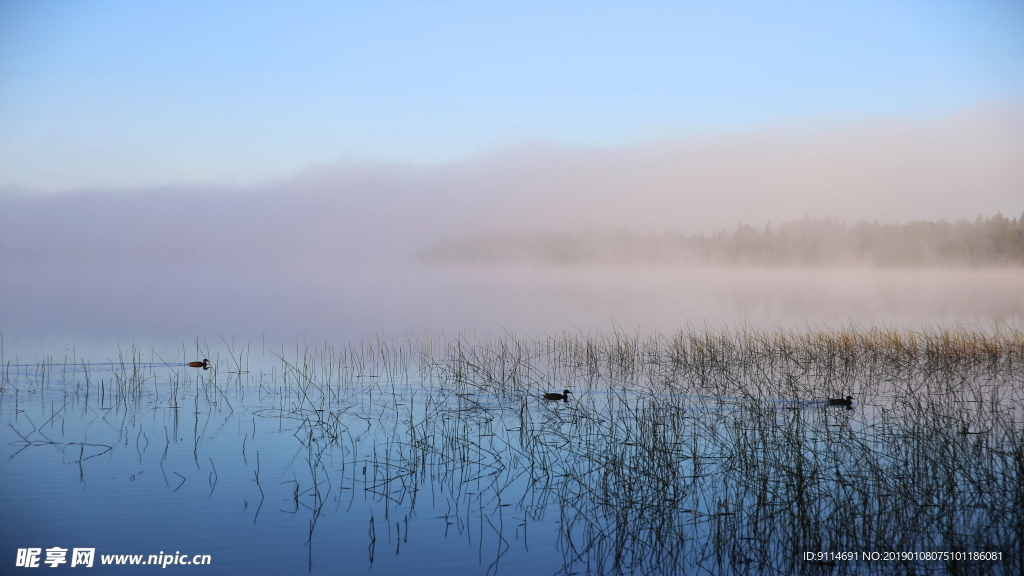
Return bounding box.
[2,332,1021,574]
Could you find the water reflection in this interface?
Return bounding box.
[2,328,1021,574]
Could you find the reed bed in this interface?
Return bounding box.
[3,326,1021,575]
[415,326,1023,575]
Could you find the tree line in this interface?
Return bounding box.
[419,213,1024,266]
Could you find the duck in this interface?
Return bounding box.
[543,390,572,402]
[827,396,854,407]
[187,359,210,370]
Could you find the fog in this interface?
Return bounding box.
[2,105,1022,357]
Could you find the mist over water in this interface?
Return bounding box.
[1,106,1022,357]
[2,260,1022,360]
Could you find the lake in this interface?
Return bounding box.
[3,327,1021,574]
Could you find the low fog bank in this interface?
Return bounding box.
[420,214,1024,267]
[1,104,1022,272]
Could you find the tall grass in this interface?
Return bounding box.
[4,326,1021,574]
[250,325,1021,574]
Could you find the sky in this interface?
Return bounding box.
[1,0,1023,191]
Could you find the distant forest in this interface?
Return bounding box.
[419,213,1024,267]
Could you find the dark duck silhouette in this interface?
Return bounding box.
[543,390,572,402]
[827,395,854,408]
[188,359,210,370]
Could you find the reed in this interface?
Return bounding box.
[3,325,1020,574]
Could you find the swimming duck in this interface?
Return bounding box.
[543,390,572,402]
[827,396,854,407]
[188,359,210,370]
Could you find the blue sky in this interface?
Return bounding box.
[1,0,1022,191]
